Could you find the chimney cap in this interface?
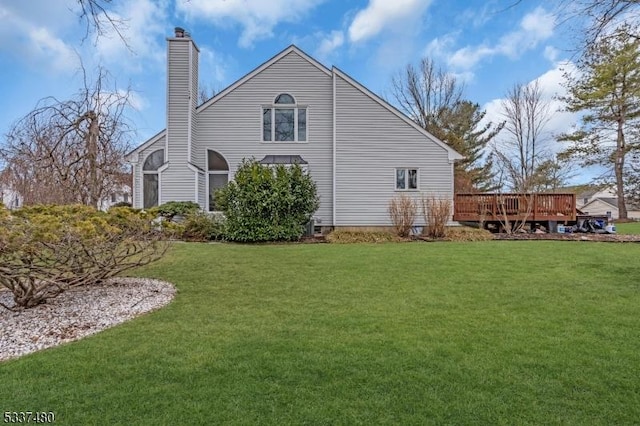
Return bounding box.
[174,27,186,38]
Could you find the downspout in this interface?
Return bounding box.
[332,69,337,228]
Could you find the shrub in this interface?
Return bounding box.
[421,196,452,239]
[182,211,225,242]
[110,201,132,208]
[216,159,319,242]
[153,201,201,220]
[388,194,417,237]
[444,226,494,241]
[326,230,401,243]
[0,204,167,310]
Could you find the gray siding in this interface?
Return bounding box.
[197,170,206,207]
[194,51,334,224]
[132,135,165,208]
[335,74,454,226]
[160,165,196,204]
[163,37,197,203]
[190,43,199,165]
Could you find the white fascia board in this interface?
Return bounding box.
[125,130,167,161]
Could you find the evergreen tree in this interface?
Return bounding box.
[436,101,503,192]
[559,25,640,219]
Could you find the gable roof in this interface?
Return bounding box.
[128,45,463,162]
[197,45,331,113]
[125,128,165,160]
[582,197,618,210]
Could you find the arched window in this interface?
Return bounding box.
[262,93,307,142]
[208,150,229,211]
[143,149,164,208]
[275,93,295,104]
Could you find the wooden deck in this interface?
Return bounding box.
[453,193,576,223]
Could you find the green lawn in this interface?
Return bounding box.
[615,221,640,234]
[2,241,640,425]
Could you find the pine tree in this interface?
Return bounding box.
[436,101,503,192]
[559,25,640,219]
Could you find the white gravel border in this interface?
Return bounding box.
[0,277,176,362]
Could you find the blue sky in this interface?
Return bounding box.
[0,0,589,180]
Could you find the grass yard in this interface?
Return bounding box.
[2,241,640,424]
[615,221,640,234]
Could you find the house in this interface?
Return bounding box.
[577,186,640,220]
[0,186,23,210]
[98,184,133,211]
[126,28,463,230]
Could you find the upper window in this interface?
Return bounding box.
[262,93,307,142]
[396,168,418,191]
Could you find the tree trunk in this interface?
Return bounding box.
[615,120,628,220]
[87,111,100,208]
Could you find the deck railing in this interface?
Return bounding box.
[453,193,576,223]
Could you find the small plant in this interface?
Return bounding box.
[421,196,452,239]
[110,201,132,208]
[182,211,225,242]
[388,194,417,237]
[153,201,201,220]
[444,226,494,241]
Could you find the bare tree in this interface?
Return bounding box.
[0,65,133,208]
[391,58,502,192]
[493,81,554,192]
[559,0,640,46]
[198,84,217,105]
[77,0,129,47]
[391,58,463,132]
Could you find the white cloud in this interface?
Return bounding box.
[348,0,432,43]
[177,0,325,47]
[543,46,560,63]
[448,7,556,70]
[199,46,228,86]
[424,33,458,58]
[316,30,345,60]
[0,4,78,72]
[28,27,78,72]
[122,90,147,112]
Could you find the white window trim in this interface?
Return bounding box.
[205,149,230,212]
[142,149,166,208]
[260,96,308,143]
[394,168,419,191]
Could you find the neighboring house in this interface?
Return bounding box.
[577,186,640,220]
[126,28,463,230]
[1,183,130,212]
[98,184,133,211]
[0,186,23,209]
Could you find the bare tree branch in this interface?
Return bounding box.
[0,63,133,208]
[77,0,131,49]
